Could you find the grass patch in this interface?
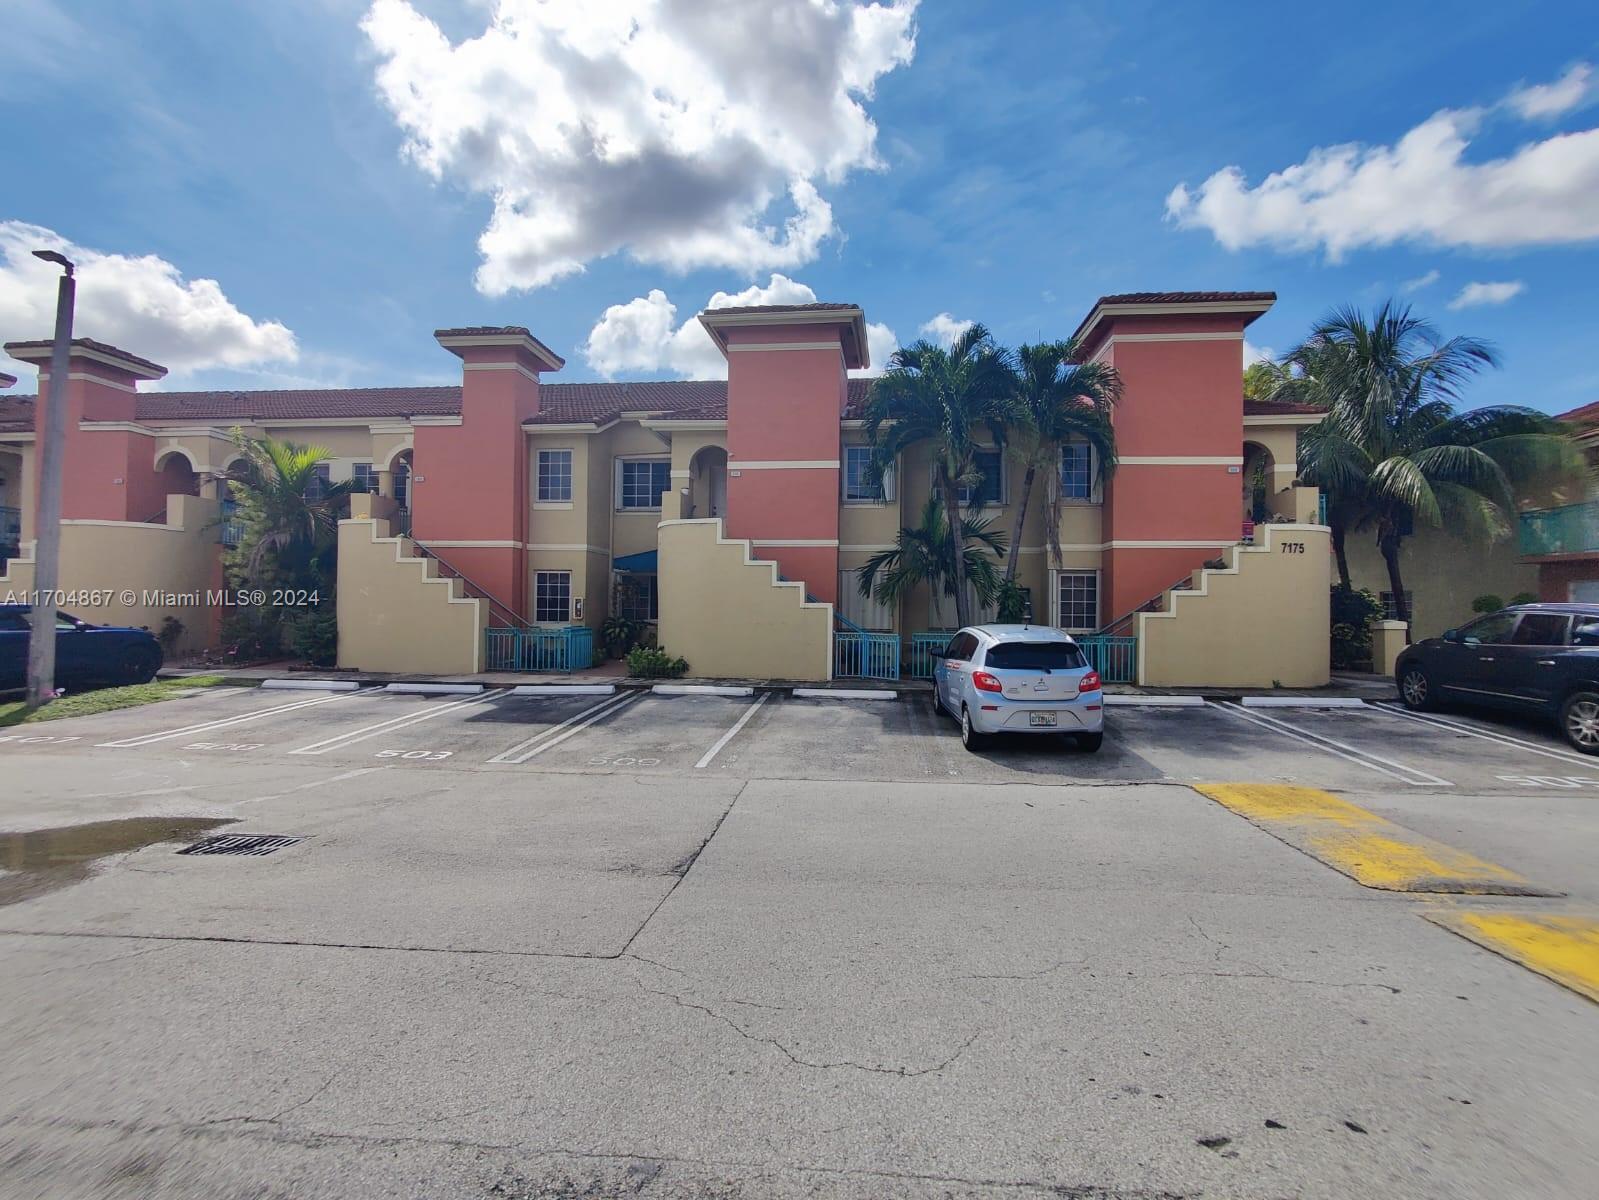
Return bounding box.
[0,675,229,728]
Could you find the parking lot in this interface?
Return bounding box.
[2,682,1597,1198]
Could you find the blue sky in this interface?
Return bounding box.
[2,0,1596,413]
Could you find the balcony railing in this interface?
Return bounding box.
[1520,501,1599,557]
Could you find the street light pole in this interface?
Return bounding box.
[25,250,76,710]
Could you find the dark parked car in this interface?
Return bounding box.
[1395,603,1599,753]
[0,605,163,693]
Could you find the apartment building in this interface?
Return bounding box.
[0,292,1331,685]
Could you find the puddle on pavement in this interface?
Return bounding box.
[0,817,236,907]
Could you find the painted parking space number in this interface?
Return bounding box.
[588,755,661,767]
[0,734,81,745]
[1498,774,1599,789]
[375,749,453,761]
[184,741,264,752]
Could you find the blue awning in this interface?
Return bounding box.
[612,549,658,573]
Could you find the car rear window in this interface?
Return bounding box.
[984,642,1087,670]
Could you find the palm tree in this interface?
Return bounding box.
[223,431,355,586]
[1001,339,1120,582]
[856,496,1008,622]
[1288,303,1582,619]
[862,325,1015,627]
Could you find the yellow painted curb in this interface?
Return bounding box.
[1194,783,1558,896]
[1425,911,1599,1005]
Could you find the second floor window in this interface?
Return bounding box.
[1060,442,1097,501]
[538,449,573,502]
[618,459,671,511]
[955,449,1004,507]
[843,446,883,502]
[304,463,332,502]
[350,462,376,494]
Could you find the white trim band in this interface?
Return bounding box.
[753,538,839,548]
[462,361,543,384]
[1120,456,1244,466]
[726,341,842,353]
[730,459,839,470]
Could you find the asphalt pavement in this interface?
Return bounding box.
[0,685,1595,1198]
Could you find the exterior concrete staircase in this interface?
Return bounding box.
[657,518,834,681]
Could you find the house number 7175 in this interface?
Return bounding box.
[1280,542,1306,554]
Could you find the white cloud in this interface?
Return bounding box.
[362,0,918,295]
[583,273,894,380]
[1508,63,1593,120]
[1243,340,1273,366]
[1402,268,1440,292]
[1447,280,1525,309]
[918,312,973,348]
[1165,83,1599,259]
[0,220,297,387]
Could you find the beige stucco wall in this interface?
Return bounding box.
[1138,523,1330,687]
[1346,526,1536,640]
[336,519,486,674]
[658,518,832,680]
[0,493,221,653]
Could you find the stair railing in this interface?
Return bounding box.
[408,539,528,629]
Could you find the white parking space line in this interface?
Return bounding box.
[288,689,509,756]
[1370,702,1599,769]
[96,688,379,748]
[1217,701,1453,787]
[487,693,644,765]
[695,693,771,770]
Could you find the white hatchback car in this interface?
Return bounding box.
[932,625,1104,752]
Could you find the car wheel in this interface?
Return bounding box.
[1076,732,1104,753]
[1398,664,1435,711]
[120,648,160,686]
[1559,692,1599,755]
[931,687,944,717]
[959,706,988,752]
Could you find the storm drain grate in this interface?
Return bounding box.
[177,834,304,857]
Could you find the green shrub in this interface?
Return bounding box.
[1330,585,1382,671]
[1509,591,1539,606]
[157,616,185,653]
[1471,593,1504,614]
[286,606,339,667]
[601,612,641,659]
[626,646,689,678]
[996,580,1029,623]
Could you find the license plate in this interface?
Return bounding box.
[1028,712,1057,727]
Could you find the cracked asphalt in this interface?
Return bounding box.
[0,686,1595,1199]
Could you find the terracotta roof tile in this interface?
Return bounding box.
[702,302,859,316]
[2,337,167,375]
[0,375,870,431]
[1243,398,1323,417]
[1556,399,1599,426]
[1094,291,1277,305]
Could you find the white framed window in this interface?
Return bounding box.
[615,573,658,622]
[838,571,895,630]
[1053,570,1099,632]
[1379,590,1413,621]
[534,570,572,623]
[842,446,884,503]
[953,449,1004,507]
[1059,441,1098,502]
[350,462,376,494]
[616,458,671,511]
[537,449,573,503]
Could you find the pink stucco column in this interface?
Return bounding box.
[2,337,168,522]
[698,305,871,606]
[417,327,565,621]
[1074,294,1275,626]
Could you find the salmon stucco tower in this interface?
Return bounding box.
[699,303,871,606]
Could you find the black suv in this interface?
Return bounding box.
[1395,603,1599,753]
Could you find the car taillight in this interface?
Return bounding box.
[972,671,1003,693]
[1079,670,1102,693]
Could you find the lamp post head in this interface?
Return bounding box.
[32,249,74,276]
